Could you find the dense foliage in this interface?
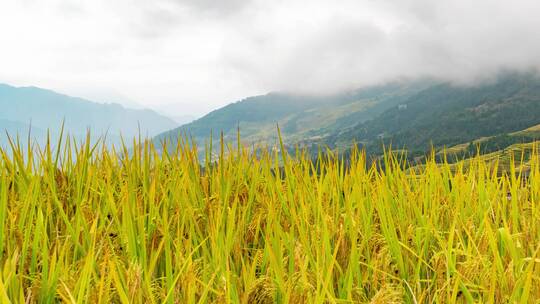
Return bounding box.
[333,73,540,153]
[155,82,428,147]
[156,73,540,160]
[0,134,539,303]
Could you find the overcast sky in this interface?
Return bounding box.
[1,0,540,117]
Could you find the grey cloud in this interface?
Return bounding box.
[56,2,86,16]
[131,7,185,39]
[220,0,540,94]
[2,0,540,115]
[172,0,249,15]
[124,0,249,39]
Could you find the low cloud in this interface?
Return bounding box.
[1,0,539,115]
[172,0,250,16]
[221,0,540,94]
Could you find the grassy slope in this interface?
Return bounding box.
[156,73,540,161]
[325,73,540,155]
[452,141,540,173]
[441,123,540,156]
[512,123,540,135]
[154,81,431,150]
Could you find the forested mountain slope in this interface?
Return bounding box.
[155,81,431,148]
[327,73,540,154]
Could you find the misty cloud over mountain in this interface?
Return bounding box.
[218,0,540,94]
[1,0,540,114]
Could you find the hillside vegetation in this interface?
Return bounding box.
[155,81,431,149]
[326,73,540,155]
[156,73,540,159]
[1,135,540,303]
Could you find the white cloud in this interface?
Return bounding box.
[1,0,539,116]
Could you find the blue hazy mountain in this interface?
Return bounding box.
[0,83,177,147]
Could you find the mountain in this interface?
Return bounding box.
[155,72,540,159]
[435,123,540,163]
[154,80,433,149]
[326,72,540,155]
[0,119,47,146]
[0,83,178,147]
[169,115,196,125]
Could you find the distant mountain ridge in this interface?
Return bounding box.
[155,72,540,157]
[0,83,178,147]
[328,72,540,155]
[154,80,433,149]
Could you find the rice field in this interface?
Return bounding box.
[0,133,539,303]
